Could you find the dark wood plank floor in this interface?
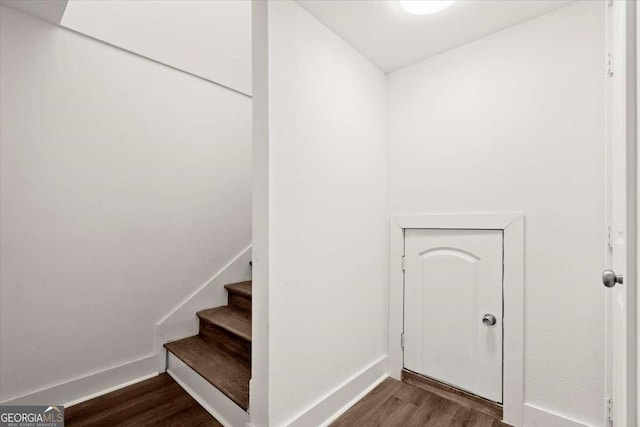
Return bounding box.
[65,374,221,427]
[331,377,509,427]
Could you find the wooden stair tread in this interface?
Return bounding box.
[224,281,252,298]
[164,336,250,410]
[198,306,251,342]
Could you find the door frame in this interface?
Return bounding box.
[388,212,524,426]
[605,1,638,425]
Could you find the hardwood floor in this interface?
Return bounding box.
[331,377,509,427]
[64,370,507,426]
[65,374,221,427]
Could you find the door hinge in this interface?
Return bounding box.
[401,255,406,271]
[606,398,614,421]
[606,51,614,77]
[401,332,405,349]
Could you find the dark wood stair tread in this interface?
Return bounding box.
[224,281,252,298]
[164,336,250,410]
[198,306,251,342]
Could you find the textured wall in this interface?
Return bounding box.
[264,2,388,425]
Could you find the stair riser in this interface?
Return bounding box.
[199,319,251,362]
[228,293,251,313]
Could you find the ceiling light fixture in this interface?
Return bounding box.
[399,0,456,16]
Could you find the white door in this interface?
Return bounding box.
[606,1,637,425]
[403,229,503,403]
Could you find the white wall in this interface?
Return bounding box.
[250,0,270,424]
[0,6,251,403]
[388,2,605,425]
[260,2,388,425]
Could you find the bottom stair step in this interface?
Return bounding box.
[164,336,250,411]
[167,353,249,427]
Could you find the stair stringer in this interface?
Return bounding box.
[156,245,252,373]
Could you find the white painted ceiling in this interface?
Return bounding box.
[0,0,67,24]
[115,0,251,65]
[60,0,251,94]
[297,0,577,73]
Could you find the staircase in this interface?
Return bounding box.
[164,281,252,425]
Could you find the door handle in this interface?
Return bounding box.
[482,314,497,326]
[602,269,624,288]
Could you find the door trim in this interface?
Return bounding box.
[605,1,639,424]
[388,212,524,427]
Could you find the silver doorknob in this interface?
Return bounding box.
[482,314,497,326]
[602,269,624,288]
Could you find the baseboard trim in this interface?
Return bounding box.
[285,356,389,427]
[0,354,157,407]
[523,403,591,427]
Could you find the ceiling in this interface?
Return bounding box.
[296,0,577,73]
[59,0,251,94]
[0,0,67,24]
[114,0,251,66]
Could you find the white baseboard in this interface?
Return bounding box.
[285,356,389,427]
[524,403,591,427]
[167,353,249,427]
[156,245,252,371]
[0,354,158,407]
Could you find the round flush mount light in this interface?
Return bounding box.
[399,0,456,15]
